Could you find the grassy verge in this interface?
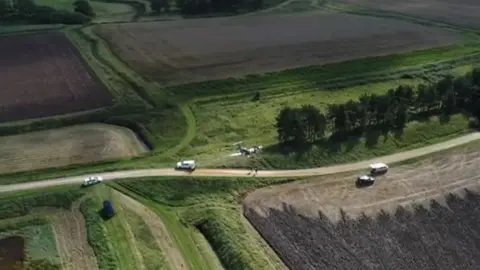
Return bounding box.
[0,189,85,219]
[80,197,118,270]
[115,177,294,270]
[91,186,142,270]
[123,209,169,270]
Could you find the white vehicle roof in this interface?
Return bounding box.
[358,175,374,181]
[370,163,388,169]
[180,160,195,164]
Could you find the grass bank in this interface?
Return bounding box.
[115,177,293,270]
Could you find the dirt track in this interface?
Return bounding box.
[50,200,99,270]
[0,132,478,193]
[243,135,480,270]
[244,145,480,221]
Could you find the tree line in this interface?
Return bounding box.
[149,0,264,15]
[276,68,480,145]
[0,0,94,24]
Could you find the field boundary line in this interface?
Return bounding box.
[324,2,480,36]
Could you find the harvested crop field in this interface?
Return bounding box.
[0,123,147,175]
[97,12,462,85]
[342,0,480,29]
[0,32,112,123]
[51,201,98,270]
[0,236,25,270]
[244,147,480,269]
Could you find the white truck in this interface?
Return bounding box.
[175,160,196,170]
[370,163,388,175]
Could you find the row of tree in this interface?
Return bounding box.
[276,68,480,144]
[150,0,264,15]
[0,0,94,24]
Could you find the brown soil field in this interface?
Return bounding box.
[342,0,480,29]
[97,12,462,85]
[50,200,99,270]
[244,147,480,269]
[0,32,113,123]
[0,124,147,175]
[0,236,24,270]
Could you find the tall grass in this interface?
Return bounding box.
[80,198,118,270]
[0,190,85,219]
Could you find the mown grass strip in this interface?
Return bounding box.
[170,44,480,98]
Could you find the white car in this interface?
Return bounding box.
[175,160,196,170]
[83,176,103,186]
[370,163,388,175]
[356,175,375,186]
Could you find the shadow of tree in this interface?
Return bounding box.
[244,189,480,270]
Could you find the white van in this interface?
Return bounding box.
[176,160,196,170]
[370,163,388,174]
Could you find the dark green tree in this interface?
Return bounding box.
[300,105,326,141]
[0,0,9,16]
[151,0,170,12]
[394,103,409,129]
[73,0,95,17]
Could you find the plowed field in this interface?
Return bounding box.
[97,12,462,85]
[0,32,112,123]
[342,0,480,29]
[244,147,480,269]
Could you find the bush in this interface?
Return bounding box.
[0,0,92,25]
[80,198,117,270]
[0,218,48,233]
[0,190,85,220]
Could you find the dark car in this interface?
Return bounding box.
[356,175,375,186]
[102,200,115,218]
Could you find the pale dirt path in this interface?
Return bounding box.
[113,190,188,270]
[1,132,479,193]
[50,200,99,270]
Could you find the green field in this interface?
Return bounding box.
[112,176,295,270]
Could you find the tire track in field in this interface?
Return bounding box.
[50,200,99,270]
[113,190,188,270]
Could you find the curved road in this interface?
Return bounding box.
[1,133,479,193]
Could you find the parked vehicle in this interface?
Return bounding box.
[83,176,103,187]
[175,160,196,170]
[370,163,388,175]
[356,175,375,186]
[102,200,115,218]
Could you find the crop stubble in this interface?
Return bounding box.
[50,200,99,270]
[0,123,147,175]
[341,0,480,29]
[244,148,480,269]
[98,12,462,85]
[0,32,113,123]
